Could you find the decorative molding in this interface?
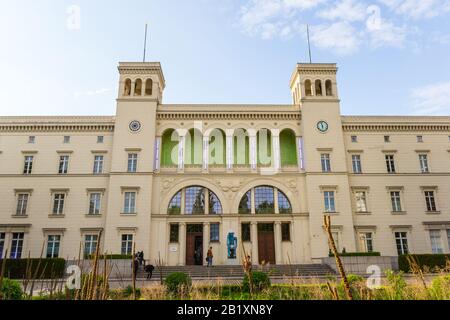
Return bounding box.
[120,186,141,193]
[125,148,142,152]
[156,112,301,121]
[347,149,364,153]
[415,149,430,153]
[14,189,34,195]
[57,150,74,154]
[386,186,404,191]
[91,150,108,154]
[342,123,450,132]
[317,148,333,152]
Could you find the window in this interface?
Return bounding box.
[384,136,390,143]
[23,156,33,174]
[84,234,98,257]
[355,191,368,213]
[0,233,5,259]
[447,230,450,252]
[93,155,104,174]
[419,154,429,173]
[385,155,396,173]
[238,191,251,214]
[185,187,205,215]
[242,224,251,242]
[429,230,443,254]
[123,192,136,214]
[331,232,340,252]
[16,194,29,216]
[325,80,333,96]
[305,80,312,96]
[208,191,223,215]
[359,232,374,253]
[134,79,142,96]
[390,191,402,212]
[121,234,133,255]
[28,136,35,144]
[417,135,423,143]
[145,79,153,96]
[210,223,220,242]
[281,223,291,241]
[351,136,358,143]
[352,155,362,174]
[395,232,409,255]
[88,193,101,215]
[315,80,323,96]
[324,191,336,213]
[10,233,24,259]
[255,186,275,214]
[278,191,292,214]
[97,136,104,143]
[46,235,61,258]
[124,79,131,96]
[52,194,65,215]
[168,191,181,215]
[168,187,223,215]
[63,136,70,144]
[58,155,69,174]
[425,191,437,212]
[321,154,331,172]
[170,224,179,243]
[127,153,138,173]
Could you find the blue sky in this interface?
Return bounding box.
[0,0,450,116]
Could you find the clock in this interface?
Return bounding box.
[317,121,329,133]
[129,120,142,132]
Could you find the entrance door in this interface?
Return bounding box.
[186,224,203,266]
[257,223,275,264]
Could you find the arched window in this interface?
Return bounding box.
[315,80,323,96]
[280,129,298,166]
[209,129,226,166]
[145,79,153,96]
[325,80,333,96]
[257,129,272,166]
[124,79,131,96]
[161,129,179,167]
[233,129,249,166]
[238,186,292,214]
[167,186,222,215]
[305,80,313,96]
[134,79,142,96]
[185,129,203,165]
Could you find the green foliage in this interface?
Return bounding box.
[429,275,450,300]
[385,270,407,300]
[0,278,24,300]
[329,252,381,257]
[242,271,271,293]
[164,272,192,294]
[336,274,365,300]
[398,254,450,273]
[0,258,66,279]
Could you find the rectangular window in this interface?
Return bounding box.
[46,235,61,258]
[255,187,274,214]
[16,194,29,216]
[97,136,104,143]
[0,233,5,259]
[121,234,133,255]
[359,232,374,253]
[28,136,35,144]
[425,191,437,212]
[93,155,104,174]
[281,223,291,241]
[23,156,34,174]
[170,224,179,243]
[351,136,358,143]
[386,155,396,173]
[352,155,362,174]
[52,194,65,215]
[123,192,136,214]
[58,155,69,174]
[429,230,443,254]
[355,191,368,213]
[84,234,98,258]
[419,154,429,173]
[242,223,251,242]
[324,191,336,213]
[210,223,220,242]
[88,193,101,215]
[390,191,402,212]
[395,232,409,255]
[127,153,138,173]
[331,232,340,252]
[384,136,390,143]
[417,135,423,143]
[10,233,24,259]
[321,154,331,172]
[63,136,70,144]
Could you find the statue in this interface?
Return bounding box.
[227,232,237,259]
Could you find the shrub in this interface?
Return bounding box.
[0,258,66,279]
[336,274,365,300]
[385,270,407,300]
[164,272,192,294]
[0,278,24,300]
[242,271,271,293]
[398,254,450,273]
[430,275,450,300]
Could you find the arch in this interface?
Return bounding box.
[209,128,226,165]
[257,129,272,166]
[305,80,313,97]
[124,79,132,96]
[184,128,203,165]
[145,79,153,96]
[161,129,179,167]
[315,80,323,96]
[233,128,250,165]
[325,80,333,96]
[280,129,298,166]
[237,185,293,214]
[134,79,142,96]
[166,185,223,215]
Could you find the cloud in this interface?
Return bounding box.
[310,22,361,55]
[411,81,450,115]
[74,88,112,98]
[317,0,367,22]
[378,0,450,19]
[367,19,408,48]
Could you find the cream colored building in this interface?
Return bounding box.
[1,61,450,266]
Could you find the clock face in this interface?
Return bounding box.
[317,121,329,133]
[129,120,142,132]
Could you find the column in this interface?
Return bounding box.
[225,129,234,171]
[274,222,282,264]
[154,136,161,171]
[179,223,186,266]
[178,133,186,172]
[297,136,305,170]
[272,129,281,172]
[251,222,258,265]
[203,222,210,266]
[202,136,209,171]
[249,130,257,170]
[274,188,279,214]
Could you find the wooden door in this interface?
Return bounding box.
[185,224,203,266]
[258,224,275,264]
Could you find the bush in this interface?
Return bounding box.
[0,278,24,300]
[242,271,271,293]
[164,272,192,294]
[329,252,381,257]
[398,254,450,273]
[430,275,450,300]
[336,274,365,299]
[0,258,66,279]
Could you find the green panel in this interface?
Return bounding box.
[209,129,226,165]
[185,129,203,165]
[257,129,272,166]
[233,131,249,165]
[161,130,178,166]
[280,130,298,166]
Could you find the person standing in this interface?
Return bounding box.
[207,247,213,267]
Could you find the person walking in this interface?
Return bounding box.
[207,247,213,267]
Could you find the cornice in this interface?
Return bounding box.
[342,116,450,132]
[157,111,301,121]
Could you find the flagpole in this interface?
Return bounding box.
[307,24,312,64]
[143,23,148,62]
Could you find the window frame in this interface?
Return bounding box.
[58,155,70,174]
[52,193,66,216]
[10,232,24,259]
[169,224,179,243]
[419,154,429,173]
[394,231,409,255]
[46,235,61,258]
[281,223,291,242]
[210,223,220,243]
[429,230,443,254]
[321,153,331,173]
[323,191,336,213]
[88,192,102,215]
[385,154,396,174]
[84,234,99,258]
[351,154,362,174]
[16,193,29,216]
[93,155,104,174]
[424,190,438,212]
[127,153,138,173]
[241,223,251,242]
[23,155,34,174]
[121,234,134,255]
[123,191,137,214]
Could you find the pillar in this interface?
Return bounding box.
[251,222,258,265]
[178,133,186,172]
[154,136,161,171]
[272,129,281,172]
[203,222,209,265]
[226,129,234,171]
[249,130,257,170]
[274,222,282,264]
[202,136,209,171]
[179,222,186,266]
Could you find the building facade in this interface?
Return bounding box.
[1,62,450,266]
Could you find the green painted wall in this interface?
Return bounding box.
[209,129,226,165]
[161,129,178,166]
[280,129,298,166]
[185,129,203,165]
[257,129,273,165]
[234,132,250,165]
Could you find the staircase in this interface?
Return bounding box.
[137,264,335,280]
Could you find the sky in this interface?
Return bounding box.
[0,0,450,117]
